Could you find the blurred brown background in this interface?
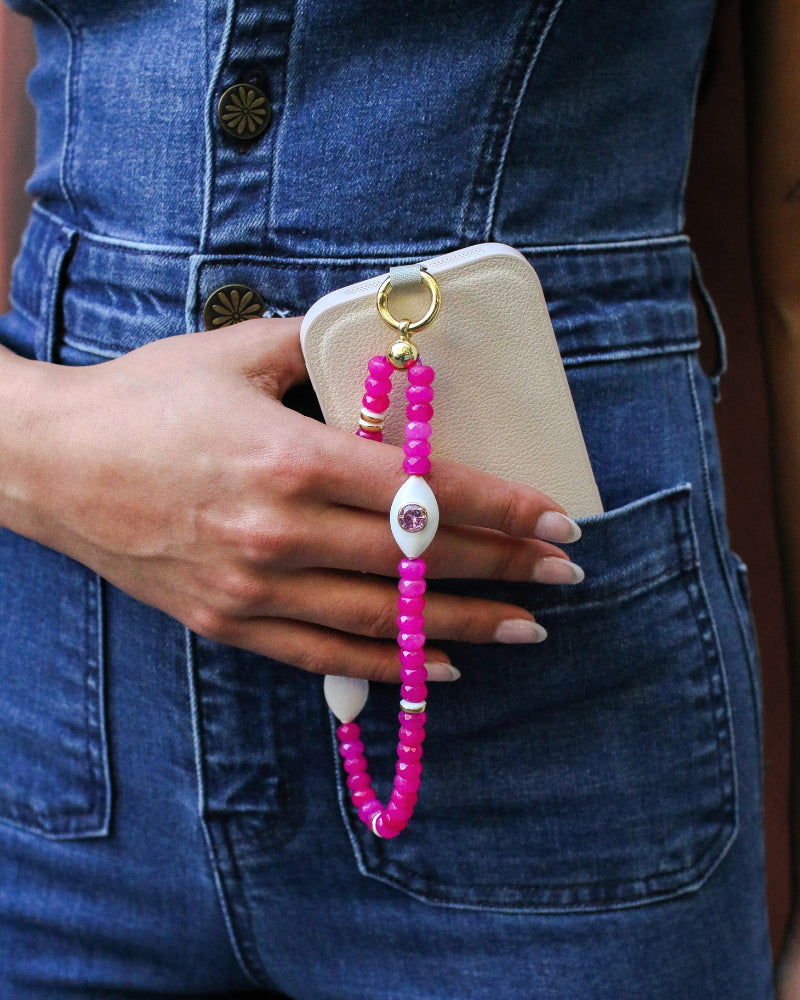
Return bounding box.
[0,0,791,957]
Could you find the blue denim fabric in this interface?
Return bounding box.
[0,0,773,997]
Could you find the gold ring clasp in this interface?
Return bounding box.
[376,269,441,334]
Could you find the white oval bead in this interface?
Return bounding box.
[323,674,369,723]
[389,476,439,558]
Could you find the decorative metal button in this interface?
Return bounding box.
[203,285,266,330]
[217,83,271,140]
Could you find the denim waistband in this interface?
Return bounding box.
[11,203,700,366]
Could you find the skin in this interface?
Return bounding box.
[744,0,800,992]
[0,321,576,683]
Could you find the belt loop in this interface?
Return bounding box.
[35,226,77,363]
[691,250,727,403]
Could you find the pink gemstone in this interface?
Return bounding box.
[398,649,425,669]
[356,428,383,441]
[338,739,364,758]
[343,756,368,774]
[401,683,428,702]
[397,503,428,532]
[397,596,425,615]
[386,798,415,825]
[398,710,426,729]
[399,726,426,746]
[390,787,418,809]
[406,403,434,422]
[397,742,423,763]
[398,578,426,597]
[407,363,435,385]
[396,761,422,779]
[374,813,403,838]
[396,614,424,633]
[357,796,381,820]
[346,771,372,792]
[400,666,427,686]
[403,439,432,457]
[399,558,426,579]
[403,456,431,476]
[405,421,432,440]
[406,385,434,404]
[398,632,426,651]
[362,393,390,413]
[369,356,395,378]
[365,376,393,396]
[394,773,421,796]
[337,723,360,741]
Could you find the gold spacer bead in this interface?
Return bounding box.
[358,419,384,433]
[359,411,383,425]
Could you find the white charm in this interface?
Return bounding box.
[324,674,369,723]
[389,475,439,558]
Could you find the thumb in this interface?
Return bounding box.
[233,314,309,399]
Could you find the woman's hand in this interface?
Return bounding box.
[0,317,582,682]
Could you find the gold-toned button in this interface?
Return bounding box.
[203,284,266,329]
[217,83,272,140]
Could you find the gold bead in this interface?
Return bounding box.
[387,339,419,369]
[358,419,383,433]
[359,411,383,425]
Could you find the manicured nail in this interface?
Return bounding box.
[535,510,582,543]
[493,619,548,643]
[425,662,461,681]
[531,557,585,585]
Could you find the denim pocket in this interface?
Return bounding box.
[335,484,736,912]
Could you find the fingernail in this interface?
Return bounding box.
[424,662,461,681]
[531,557,585,585]
[493,619,548,643]
[535,510,582,543]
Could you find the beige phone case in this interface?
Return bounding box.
[300,243,603,517]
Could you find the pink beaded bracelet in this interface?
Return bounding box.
[324,268,442,838]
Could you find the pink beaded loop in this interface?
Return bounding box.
[337,350,436,837]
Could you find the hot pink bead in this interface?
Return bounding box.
[406,403,434,422]
[400,666,427,686]
[398,710,426,729]
[338,739,364,758]
[394,773,422,796]
[406,384,435,405]
[337,723,360,741]
[399,558,426,579]
[397,614,425,633]
[398,648,425,669]
[397,596,425,616]
[362,393,390,413]
[403,456,431,475]
[346,771,372,792]
[368,356,394,378]
[390,787,418,809]
[398,743,423,763]
[401,683,428,703]
[365,376,393,396]
[357,796,381,821]
[374,813,403,838]
[386,798,415,825]
[399,726,426,746]
[398,632,425,651]
[407,363,435,385]
[356,428,383,441]
[405,420,432,440]
[343,756,368,774]
[396,761,422,779]
[398,578,426,597]
[403,438,432,457]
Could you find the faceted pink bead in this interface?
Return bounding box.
[397,743,423,763]
[400,666,427,686]
[398,649,425,670]
[356,428,383,441]
[368,355,395,378]
[396,614,424,633]
[406,384,434,405]
[390,787,418,809]
[343,756,368,775]
[405,421,432,440]
[398,632,425,651]
[397,596,425,616]
[398,710,426,729]
[374,812,403,838]
[357,796,381,821]
[403,438,432,457]
[396,761,422,779]
[365,376,393,396]
[403,456,431,476]
[362,393,390,413]
[338,739,365,758]
[399,558,426,579]
[401,683,428,703]
[399,726,426,746]
[386,798,415,825]
[406,403,434,422]
[394,773,421,796]
[398,578,426,597]
[337,723,360,741]
[407,363,435,385]
[346,771,372,792]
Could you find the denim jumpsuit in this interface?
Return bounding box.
[0,1,774,997]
